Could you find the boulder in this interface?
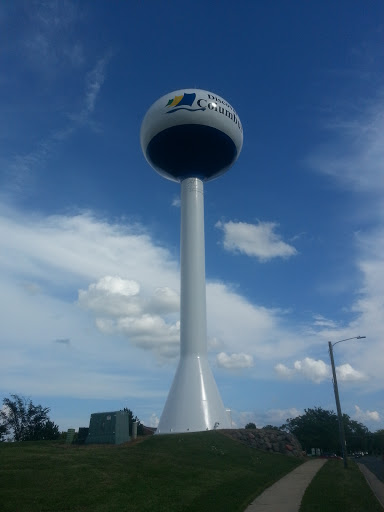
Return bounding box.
[220,428,304,458]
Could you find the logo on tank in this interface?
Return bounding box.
[165,93,206,113]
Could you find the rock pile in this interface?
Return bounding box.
[220,428,304,458]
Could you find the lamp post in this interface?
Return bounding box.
[328,336,366,469]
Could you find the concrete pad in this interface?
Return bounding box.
[245,458,327,512]
[358,462,384,509]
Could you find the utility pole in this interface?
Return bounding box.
[328,336,366,469]
[328,341,348,469]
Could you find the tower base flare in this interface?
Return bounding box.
[156,355,231,434]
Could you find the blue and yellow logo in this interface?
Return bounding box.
[165,93,206,113]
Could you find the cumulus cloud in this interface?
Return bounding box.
[275,357,364,383]
[147,287,180,315]
[354,405,380,423]
[0,205,381,407]
[274,363,294,379]
[216,220,297,261]
[216,352,254,369]
[93,276,140,297]
[78,276,142,317]
[79,276,180,359]
[1,208,293,366]
[337,364,365,382]
[294,358,330,383]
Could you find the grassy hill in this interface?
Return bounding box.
[0,430,302,512]
[300,459,384,512]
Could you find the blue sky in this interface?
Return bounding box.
[1,1,383,433]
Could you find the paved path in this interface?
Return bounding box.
[358,462,384,509]
[244,458,326,512]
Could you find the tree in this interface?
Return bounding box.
[0,419,8,442]
[123,408,144,435]
[372,429,384,454]
[24,419,60,441]
[0,395,60,442]
[262,425,280,431]
[282,407,343,453]
[245,422,256,429]
[343,414,369,454]
[281,407,371,454]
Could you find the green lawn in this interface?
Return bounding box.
[300,459,383,512]
[0,431,302,512]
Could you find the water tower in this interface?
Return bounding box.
[141,89,243,433]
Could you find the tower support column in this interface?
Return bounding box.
[180,177,207,357]
[156,177,231,433]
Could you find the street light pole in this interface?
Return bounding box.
[328,336,366,470]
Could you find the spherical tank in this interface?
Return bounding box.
[140,89,243,182]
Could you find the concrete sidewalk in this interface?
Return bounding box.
[358,462,384,509]
[245,458,327,512]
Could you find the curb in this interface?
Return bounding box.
[357,462,384,509]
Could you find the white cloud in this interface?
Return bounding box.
[78,277,142,317]
[234,407,301,429]
[3,54,110,196]
[148,287,180,315]
[310,226,384,391]
[216,220,297,261]
[172,197,181,208]
[337,364,365,382]
[0,208,182,398]
[275,357,364,384]
[313,315,338,328]
[354,405,380,423]
[216,352,254,369]
[93,276,141,297]
[84,56,108,115]
[0,208,291,397]
[206,281,306,361]
[79,277,180,359]
[265,408,301,424]
[22,1,85,69]
[0,204,382,407]
[303,94,384,397]
[294,358,330,383]
[306,96,384,192]
[0,209,178,291]
[149,413,160,428]
[274,363,294,379]
[68,54,112,127]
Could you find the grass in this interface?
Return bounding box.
[0,431,303,512]
[299,459,383,512]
